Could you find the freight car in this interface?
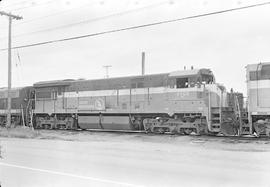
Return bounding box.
[32,68,243,135]
[0,87,33,127]
[247,62,270,136]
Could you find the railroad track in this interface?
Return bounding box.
[36,128,270,140]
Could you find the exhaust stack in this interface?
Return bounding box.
[142,52,145,75]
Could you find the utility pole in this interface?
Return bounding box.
[0,11,23,128]
[103,65,112,78]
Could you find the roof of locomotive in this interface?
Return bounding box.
[33,73,167,88]
[0,87,32,99]
[33,79,75,88]
[169,68,213,77]
[33,68,213,88]
[0,87,26,92]
[246,62,270,72]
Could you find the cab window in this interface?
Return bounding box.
[176,78,188,88]
[261,65,270,79]
[202,75,213,84]
[249,71,257,81]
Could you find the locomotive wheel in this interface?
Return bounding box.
[177,128,185,135]
[143,123,152,133]
[192,128,198,135]
[183,128,192,135]
[144,127,151,133]
[158,128,165,134]
[65,124,70,130]
[153,127,164,134]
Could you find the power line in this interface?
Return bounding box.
[3,1,169,38]
[1,1,270,51]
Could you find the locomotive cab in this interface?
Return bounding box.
[247,62,270,136]
[169,68,215,89]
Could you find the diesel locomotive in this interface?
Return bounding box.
[0,87,33,127]
[0,66,258,136]
[0,68,245,135]
[247,62,270,136]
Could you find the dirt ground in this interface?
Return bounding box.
[0,129,270,187]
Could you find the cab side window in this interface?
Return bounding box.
[176,78,188,88]
[261,65,270,79]
[249,71,257,81]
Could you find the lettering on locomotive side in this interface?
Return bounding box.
[94,98,105,110]
[78,97,105,111]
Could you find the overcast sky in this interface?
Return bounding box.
[0,0,270,95]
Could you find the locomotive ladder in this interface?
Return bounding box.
[234,95,242,135]
[26,99,34,130]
